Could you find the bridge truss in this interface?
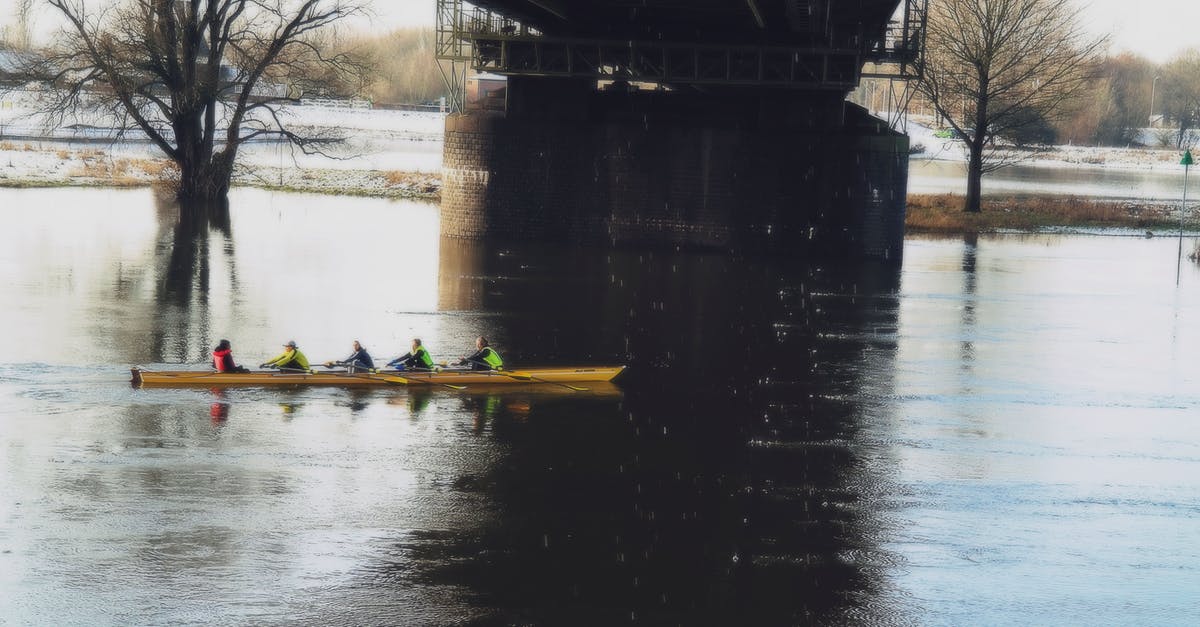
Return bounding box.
[436,0,926,112]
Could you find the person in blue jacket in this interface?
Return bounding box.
[325,340,374,373]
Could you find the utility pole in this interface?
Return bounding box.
[1150,75,1161,128]
[1178,149,1193,285]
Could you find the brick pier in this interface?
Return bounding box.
[441,79,908,262]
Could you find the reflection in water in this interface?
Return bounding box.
[209,389,231,424]
[278,402,301,420]
[438,237,488,312]
[411,240,904,623]
[335,389,373,414]
[407,388,434,417]
[0,187,444,366]
[0,186,904,624]
[961,232,978,370]
[11,189,1197,624]
[150,192,236,362]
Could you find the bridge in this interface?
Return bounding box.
[436,0,926,262]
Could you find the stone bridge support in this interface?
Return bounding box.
[441,78,908,262]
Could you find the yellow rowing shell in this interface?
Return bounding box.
[131,366,626,388]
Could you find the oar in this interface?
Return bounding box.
[131,367,223,380]
[321,361,374,371]
[310,367,411,386]
[448,360,588,389]
[368,368,467,391]
[500,370,590,392]
[440,361,589,392]
[305,367,466,391]
[274,366,317,374]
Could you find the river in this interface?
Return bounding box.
[1,187,1198,625]
[909,159,1190,201]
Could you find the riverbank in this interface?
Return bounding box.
[0,142,441,200]
[3,141,1194,232]
[906,194,1185,233]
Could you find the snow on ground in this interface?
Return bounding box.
[0,139,443,198]
[902,117,1187,172]
[0,93,448,194]
[0,90,446,142]
[1,91,1195,198]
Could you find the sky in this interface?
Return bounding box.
[0,1,436,42]
[0,0,1195,64]
[1082,0,1200,63]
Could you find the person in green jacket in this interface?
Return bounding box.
[261,340,310,371]
[388,338,435,371]
[456,336,504,371]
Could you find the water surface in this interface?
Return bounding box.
[910,158,1189,201]
[1,187,1198,624]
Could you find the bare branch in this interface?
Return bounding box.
[917,0,1107,211]
[24,0,370,200]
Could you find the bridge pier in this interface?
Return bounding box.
[441,78,908,262]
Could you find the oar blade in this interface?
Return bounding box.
[377,373,465,390]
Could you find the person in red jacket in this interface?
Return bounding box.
[212,339,250,373]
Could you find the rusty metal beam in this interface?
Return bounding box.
[745,0,766,29]
[468,34,862,89]
[525,0,567,20]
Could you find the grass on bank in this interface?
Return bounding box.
[906,194,1177,232]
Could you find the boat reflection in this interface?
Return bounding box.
[458,381,622,400]
[209,404,230,426]
[335,388,374,414]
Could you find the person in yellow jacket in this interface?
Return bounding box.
[387,338,436,371]
[455,336,504,371]
[260,340,310,371]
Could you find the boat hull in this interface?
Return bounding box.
[131,366,626,388]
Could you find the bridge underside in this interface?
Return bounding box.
[438,1,919,263]
[442,78,907,261]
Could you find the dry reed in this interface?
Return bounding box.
[907,194,1175,232]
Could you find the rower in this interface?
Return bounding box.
[455,336,504,371]
[212,339,250,373]
[325,340,374,373]
[261,340,311,372]
[387,338,436,371]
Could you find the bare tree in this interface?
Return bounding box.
[1093,54,1155,146]
[1,0,34,48]
[918,0,1105,212]
[27,0,368,204]
[1159,51,1200,148]
[15,0,35,49]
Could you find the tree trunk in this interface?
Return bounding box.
[176,151,235,203]
[964,143,984,213]
[964,85,989,214]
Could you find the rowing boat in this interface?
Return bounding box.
[130,366,626,388]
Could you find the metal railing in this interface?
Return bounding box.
[862,0,927,80]
[436,0,927,97]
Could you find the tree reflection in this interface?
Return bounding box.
[960,232,979,369]
[147,191,238,363]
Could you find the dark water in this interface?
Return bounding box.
[1,188,1198,625]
